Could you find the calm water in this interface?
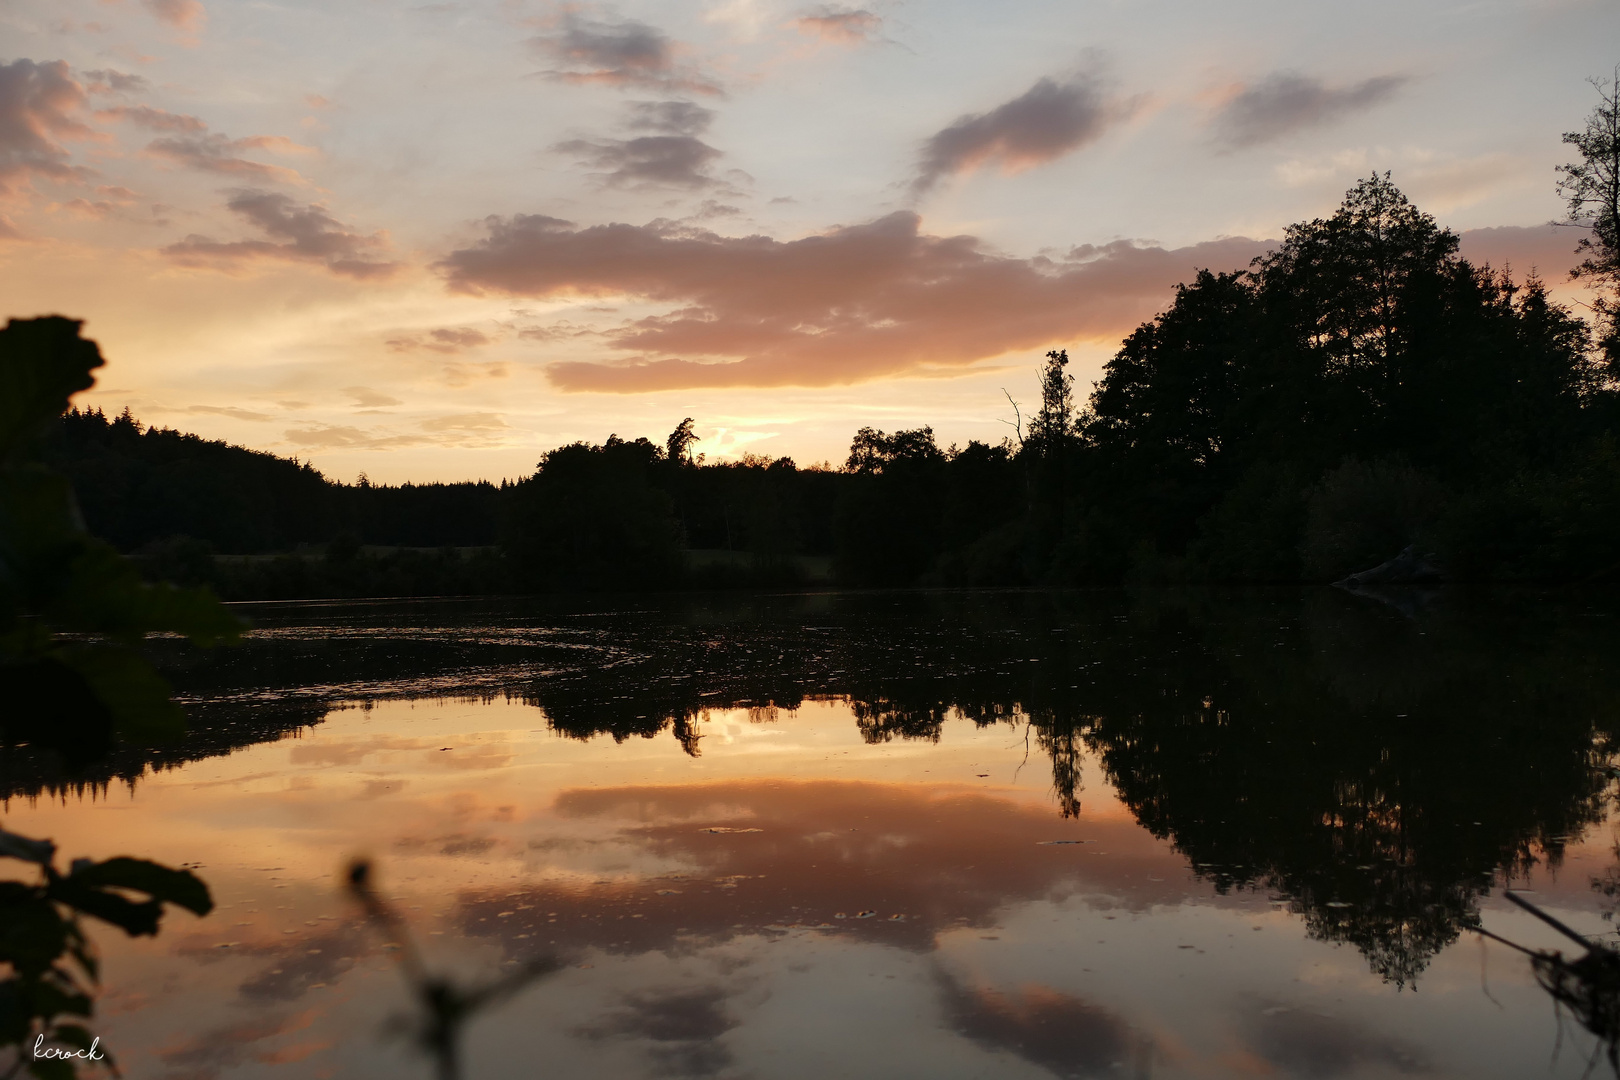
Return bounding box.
[8,588,1620,1079]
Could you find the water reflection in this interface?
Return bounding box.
[7,588,1620,1076]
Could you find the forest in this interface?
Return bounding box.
[35,171,1620,599]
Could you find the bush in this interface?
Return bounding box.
[1300,459,1446,580]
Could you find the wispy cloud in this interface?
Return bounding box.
[529,13,722,95]
[913,70,1139,194]
[81,69,150,95]
[791,8,883,47]
[187,404,271,421]
[141,0,206,32]
[343,386,403,407]
[144,131,313,183]
[98,104,208,133]
[164,189,399,278]
[1212,71,1406,148]
[627,100,715,135]
[0,59,96,196]
[283,424,431,450]
[439,210,1272,391]
[556,134,727,189]
[385,328,491,354]
[557,99,733,190]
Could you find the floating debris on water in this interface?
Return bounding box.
[699,827,764,834]
[1037,840,1095,846]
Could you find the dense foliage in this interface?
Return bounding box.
[1,316,223,1077]
[47,172,1620,596]
[1071,174,1617,583]
[42,407,503,553]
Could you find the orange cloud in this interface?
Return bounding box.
[439,210,1272,391]
[386,327,492,353]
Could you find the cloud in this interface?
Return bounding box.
[343,386,402,407]
[942,980,1132,1079]
[439,210,1272,391]
[627,100,714,136]
[81,69,150,94]
[145,131,313,183]
[50,196,119,220]
[186,404,272,420]
[1213,72,1406,149]
[163,189,399,278]
[420,412,507,432]
[98,104,208,133]
[1458,224,1581,282]
[0,59,95,195]
[142,0,206,31]
[283,425,431,449]
[385,328,491,353]
[791,8,882,46]
[574,986,737,1076]
[913,72,1138,194]
[530,13,722,95]
[1245,1003,1429,1076]
[555,134,727,189]
[1275,148,1531,215]
[283,415,508,449]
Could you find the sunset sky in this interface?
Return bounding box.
[4,0,1617,482]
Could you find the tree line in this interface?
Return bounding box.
[40,92,1620,597]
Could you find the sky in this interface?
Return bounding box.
[3,0,1617,483]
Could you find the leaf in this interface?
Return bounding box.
[0,468,84,562]
[0,317,104,463]
[49,1023,112,1068]
[69,859,213,917]
[27,1057,78,1080]
[0,657,115,767]
[0,829,55,866]
[44,880,162,938]
[58,646,185,744]
[0,894,73,979]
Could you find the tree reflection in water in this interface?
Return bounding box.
[521,588,1620,988]
[19,587,1620,997]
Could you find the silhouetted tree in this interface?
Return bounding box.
[502,435,683,590]
[1559,67,1620,368]
[1073,173,1608,582]
[666,417,698,465]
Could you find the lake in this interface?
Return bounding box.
[7,587,1620,1079]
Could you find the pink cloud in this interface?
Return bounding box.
[791,9,883,47]
[0,59,96,196]
[439,210,1273,391]
[142,0,206,32]
[914,72,1141,194]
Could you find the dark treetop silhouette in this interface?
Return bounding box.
[1,316,234,1079]
[50,174,1620,599]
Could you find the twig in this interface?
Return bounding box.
[1507,891,1600,950]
